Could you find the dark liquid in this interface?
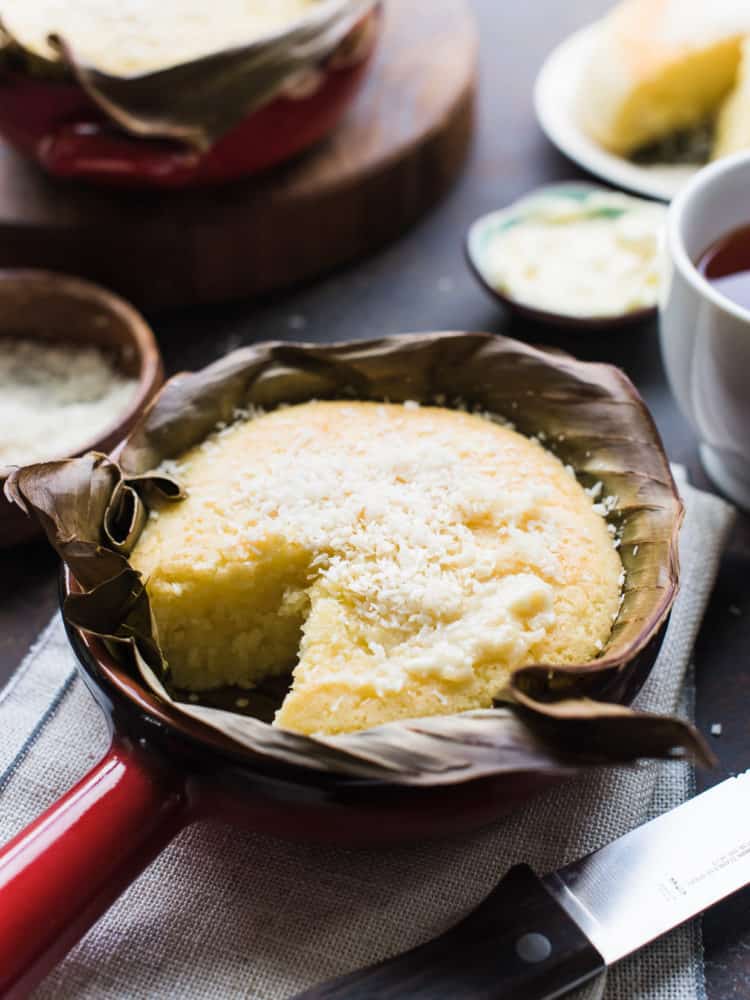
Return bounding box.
[698,224,750,311]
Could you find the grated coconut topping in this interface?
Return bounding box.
[150,402,623,692]
[2,0,326,75]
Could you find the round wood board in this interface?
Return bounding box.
[0,0,477,309]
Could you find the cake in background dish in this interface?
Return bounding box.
[131,401,623,736]
[578,0,750,162]
[714,39,750,158]
[0,0,326,75]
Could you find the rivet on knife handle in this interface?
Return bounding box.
[292,864,605,1000]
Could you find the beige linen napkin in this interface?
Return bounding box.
[0,472,734,1000]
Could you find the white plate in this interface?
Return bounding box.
[533,23,701,203]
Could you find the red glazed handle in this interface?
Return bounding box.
[38,122,202,186]
[0,738,189,999]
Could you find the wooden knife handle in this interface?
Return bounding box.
[292,864,604,1000]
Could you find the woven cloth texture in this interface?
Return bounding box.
[0,473,734,1000]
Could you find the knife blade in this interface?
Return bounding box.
[545,768,750,966]
[293,770,750,1000]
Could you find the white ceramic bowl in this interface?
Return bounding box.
[661,151,750,510]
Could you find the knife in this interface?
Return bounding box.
[294,770,750,999]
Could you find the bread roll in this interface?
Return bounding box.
[579,0,750,156]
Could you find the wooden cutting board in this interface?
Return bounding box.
[0,0,477,309]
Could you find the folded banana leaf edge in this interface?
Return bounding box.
[5,332,712,786]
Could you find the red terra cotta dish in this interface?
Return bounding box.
[0,7,380,189]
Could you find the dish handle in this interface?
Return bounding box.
[38,122,202,187]
[0,737,189,999]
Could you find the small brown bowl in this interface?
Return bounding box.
[465,182,661,330]
[0,270,163,547]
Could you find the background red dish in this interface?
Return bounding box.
[0,11,379,189]
[0,321,683,996]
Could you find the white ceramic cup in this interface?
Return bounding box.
[661,151,750,510]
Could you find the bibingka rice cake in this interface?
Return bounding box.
[130,401,622,735]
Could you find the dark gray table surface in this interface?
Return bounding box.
[2,1,749,996]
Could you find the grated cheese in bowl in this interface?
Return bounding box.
[0,337,139,467]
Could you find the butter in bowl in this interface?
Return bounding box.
[466,183,667,327]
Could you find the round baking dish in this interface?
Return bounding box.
[0,332,697,996]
